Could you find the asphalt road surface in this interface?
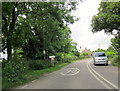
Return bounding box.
[15,58,119,90]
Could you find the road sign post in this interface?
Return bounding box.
[49,56,55,66]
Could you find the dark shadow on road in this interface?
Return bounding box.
[93,64,112,66]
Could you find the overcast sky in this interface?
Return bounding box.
[69,0,114,51]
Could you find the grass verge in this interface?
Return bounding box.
[3,57,89,90]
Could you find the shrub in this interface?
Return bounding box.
[28,60,52,70]
[106,51,117,58]
[81,53,89,57]
[3,58,29,83]
[110,55,120,67]
[62,55,80,63]
[56,53,65,61]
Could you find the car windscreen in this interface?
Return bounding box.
[94,53,106,57]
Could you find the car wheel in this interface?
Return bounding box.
[105,63,108,66]
[106,63,108,66]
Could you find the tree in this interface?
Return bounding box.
[2,3,22,60]
[21,2,78,59]
[111,35,120,53]
[106,46,117,57]
[95,48,106,52]
[91,2,120,54]
[91,2,120,35]
[2,2,79,60]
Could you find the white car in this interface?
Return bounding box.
[93,52,108,66]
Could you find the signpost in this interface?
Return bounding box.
[49,56,55,66]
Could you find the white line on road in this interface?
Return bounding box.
[87,60,118,89]
[32,80,36,83]
[87,64,112,89]
[67,69,71,73]
[21,85,28,89]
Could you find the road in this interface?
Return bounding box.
[15,58,119,90]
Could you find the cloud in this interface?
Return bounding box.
[69,0,114,51]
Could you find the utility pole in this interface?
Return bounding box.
[99,43,100,49]
[42,11,46,60]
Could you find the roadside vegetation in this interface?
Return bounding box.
[2,55,88,89]
[106,47,120,67]
[91,2,120,67]
[1,2,90,90]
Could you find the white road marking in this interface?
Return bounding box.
[67,69,71,73]
[87,64,112,89]
[21,85,28,89]
[32,80,36,83]
[87,60,118,89]
[21,80,36,89]
[61,68,80,76]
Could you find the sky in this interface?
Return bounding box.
[69,0,114,51]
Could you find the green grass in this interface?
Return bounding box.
[3,63,69,90]
[3,57,89,90]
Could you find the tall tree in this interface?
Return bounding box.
[91,2,120,53]
[91,2,120,35]
[2,2,79,60]
[2,3,19,60]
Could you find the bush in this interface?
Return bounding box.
[62,56,80,63]
[3,58,29,83]
[106,51,117,58]
[56,53,65,61]
[110,55,120,67]
[81,53,89,57]
[28,60,52,70]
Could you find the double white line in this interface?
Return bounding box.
[87,61,118,90]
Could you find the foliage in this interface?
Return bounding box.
[2,2,84,90]
[91,2,120,67]
[106,51,116,57]
[63,54,79,63]
[3,58,28,83]
[3,56,87,89]
[55,52,65,61]
[66,52,75,56]
[28,60,52,70]
[2,2,26,60]
[94,48,106,52]
[111,35,120,53]
[106,46,119,67]
[109,55,120,67]
[91,2,120,34]
[81,52,89,56]
[2,2,79,60]
[106,46,117,57]
[13,49,24,58]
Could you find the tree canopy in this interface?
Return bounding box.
[91,2,120,35]
[2,2,79,60]
[91,2,120,53]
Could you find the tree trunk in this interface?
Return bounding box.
[7,2,18,60]
[7,39,12,60]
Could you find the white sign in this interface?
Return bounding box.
[49,56,55,58]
